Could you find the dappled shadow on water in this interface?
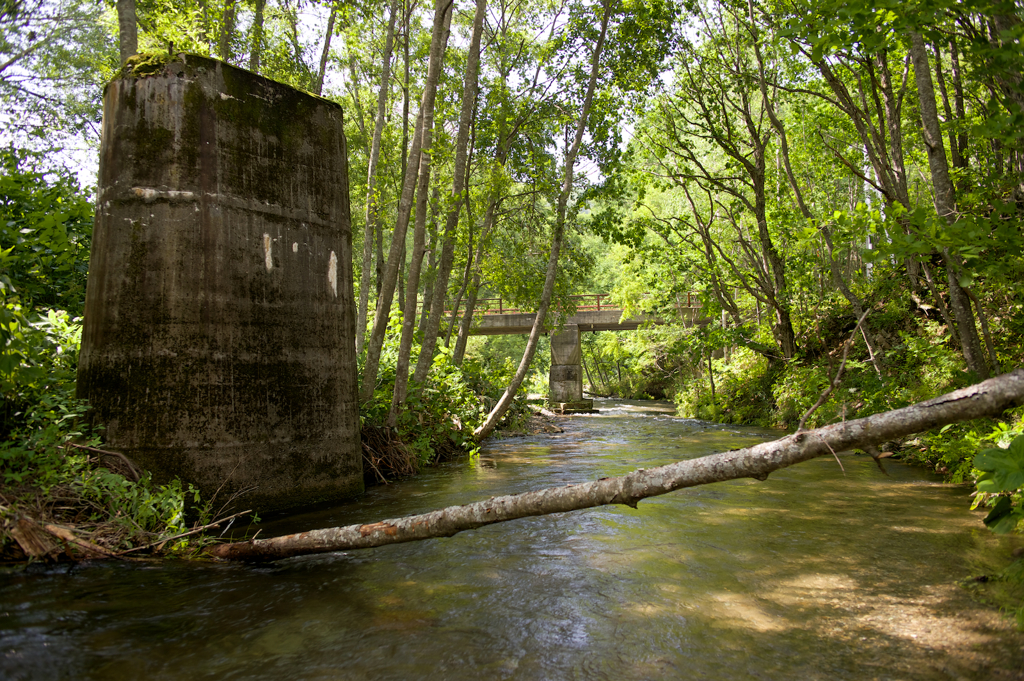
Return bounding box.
[3,400,1024,680]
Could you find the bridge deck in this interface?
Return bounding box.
[467,309,665,335]
[441,294,702,336]
[443,293,699,318]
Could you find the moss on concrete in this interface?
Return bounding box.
[122,52,183,78]
[82,52,361,516]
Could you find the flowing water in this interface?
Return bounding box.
[3,399,1023,680]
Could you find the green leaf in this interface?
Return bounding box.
[983,496,1021,534]
[975,435,1024,493]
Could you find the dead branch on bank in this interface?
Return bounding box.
[208,369,1024,562]
[361,422,473,484]
[361,425,417,483]
[1,499,255,564]
[1,456,257,564]
[68,443,142,482]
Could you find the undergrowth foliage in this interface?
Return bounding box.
[357,309,483,478]
[357,309,536,480]
[0,149,209,561]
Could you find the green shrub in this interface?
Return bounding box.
[675,348,778,425]
[0,149,92,315]
[771,363,830,427]
[0,392,200,555]
[894,321,967,401]
[398,344,484,466]
[961,418,1024,629]
[1,307,83,437]
[359,309,483,469]
[972,418,1024,534]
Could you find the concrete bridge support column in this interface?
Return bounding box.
[77,54,362,514]
[548,324,594,413]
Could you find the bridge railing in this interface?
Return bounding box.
[439,293,701,317]
[440,294,613,317]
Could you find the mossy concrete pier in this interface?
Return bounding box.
[77,54,362,513]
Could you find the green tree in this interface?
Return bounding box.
[0,0,118,148]
[1,148,93,433]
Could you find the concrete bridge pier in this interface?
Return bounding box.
[77,53,362,514]
[548,324,594,413]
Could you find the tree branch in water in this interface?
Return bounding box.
[208,370,1024,562]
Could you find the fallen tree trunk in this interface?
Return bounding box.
[208,369,1024,562]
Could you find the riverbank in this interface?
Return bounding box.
[0,398,541,564]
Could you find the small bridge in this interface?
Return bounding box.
[451,294,702,412]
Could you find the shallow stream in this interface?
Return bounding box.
[3,399,1023,679]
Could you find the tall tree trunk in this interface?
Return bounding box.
[116,0,137,65]
[388,165,433,427]
[356,0,399,355]
[397,243,406,314]
[314,3,338,95]
[965,287,1002,375]
[413,0,487,387]
[389,7,452,425]
[596,355,611,393]
[949,38,969,172]
[283,3,314,87]
[473,0,613,441]
[346,55,369,143]
[874,50,911,207]
[452,279,480,363]
[418,186,442,339]
[198,0,213,53]
[932,41,965,175]
[874,50,921,291]
[988,14,1024,201]
[375,217,385,302]
[753,179,796,359]
[218,0,236,62]
[581,347,596,394]
[909,31,988,379]
[919,259,957,334]
[401,0,411,179]
[248,0,266,72]
[361,0,454,402]
[451,199,495,362]
[748,4,883,373]
[806,47,922,290]
[209,370,1024,561]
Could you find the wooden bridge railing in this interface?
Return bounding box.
[438,293,701,317]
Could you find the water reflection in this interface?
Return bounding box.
[2,398,1022,680]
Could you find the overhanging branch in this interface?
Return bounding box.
[209,370,1024,562]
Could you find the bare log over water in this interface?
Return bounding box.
[208,370,1024,562]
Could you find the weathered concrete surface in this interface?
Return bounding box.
[547,324,594,412]
[548,400,596,414]
[549,324,583,404]
[77,54,362,513]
